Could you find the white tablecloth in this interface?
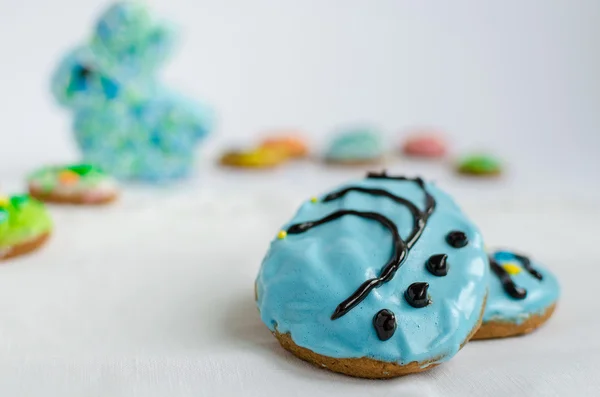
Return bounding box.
[0,166,597,396]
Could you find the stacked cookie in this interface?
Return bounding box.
[255,171,559,378]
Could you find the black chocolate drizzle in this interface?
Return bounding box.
[490,257,527,299]
[288,210,404,320]
[285,170,437,320]
[513,253,543,280]
[366,171,436,220]
[323,187,423,245]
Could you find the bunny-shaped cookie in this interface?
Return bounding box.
[52,2,213,182]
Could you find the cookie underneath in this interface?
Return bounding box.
[473,303,556,340]
[270,294,486,379]
[0,232,50,261]
[29,188,117,205]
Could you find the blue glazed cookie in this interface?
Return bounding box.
[255,171,489,378]
[324,128,384,165]
[474,250,559,340]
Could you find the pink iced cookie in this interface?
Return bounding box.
[402,133,448,158]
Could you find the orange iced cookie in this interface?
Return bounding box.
[259,135,309,159]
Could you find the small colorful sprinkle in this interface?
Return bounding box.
[502,263,522,275]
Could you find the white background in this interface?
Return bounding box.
[0,0,599,396]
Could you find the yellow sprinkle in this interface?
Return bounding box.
[502,263,522,275]
[277,230,287,239]
[310,197,318,203]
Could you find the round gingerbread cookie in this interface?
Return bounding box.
[473,250,559,340]
[0,194,52,261]
[402,131,447,158]
[259,134,309,159]
[457,154,502,177]
[28,164,118,205]
[219,147,287,169]
[256,171,489,378]
[324,128,384,165]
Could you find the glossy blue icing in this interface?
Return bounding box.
[256,176,489,365]
[484,250,559,324]
[325,129,383,161]
[51,2,213,182]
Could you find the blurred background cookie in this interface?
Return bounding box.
[324,127,385,165]
[0,195,51,261]
[402,130,448,158]
[259,134,309,159]
[219,147,287,169]
[28,164,118,205]
[51,2,213,182]
[457,154,502,177]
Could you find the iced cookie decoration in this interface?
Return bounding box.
[28,164,118,205]
[457,154,502,177]
[402,131,447,158]
[51,2,213,182]
[324,128,384,165]
[219,147,287,169]
[256,171,489,378]
[473,250,559,340]
[259,134,309,159]
[0,195,52,261]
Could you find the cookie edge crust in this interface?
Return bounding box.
[323,157,385,167]
[29,187,117,206]
[472,302,557,340]
[457,167,502,177]
[0,232,51,261]
[269,292,487,379]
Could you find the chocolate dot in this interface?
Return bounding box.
[373,309,396,341]
[426,254,449,276]
[405,282,430,308]
[446,231,468,248]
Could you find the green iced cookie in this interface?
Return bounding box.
[457,154,502,176]
[0,194,52,251]
[27,163,111,193]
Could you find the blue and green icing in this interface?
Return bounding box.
[0,195,52,249]
[52,2,213,182]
